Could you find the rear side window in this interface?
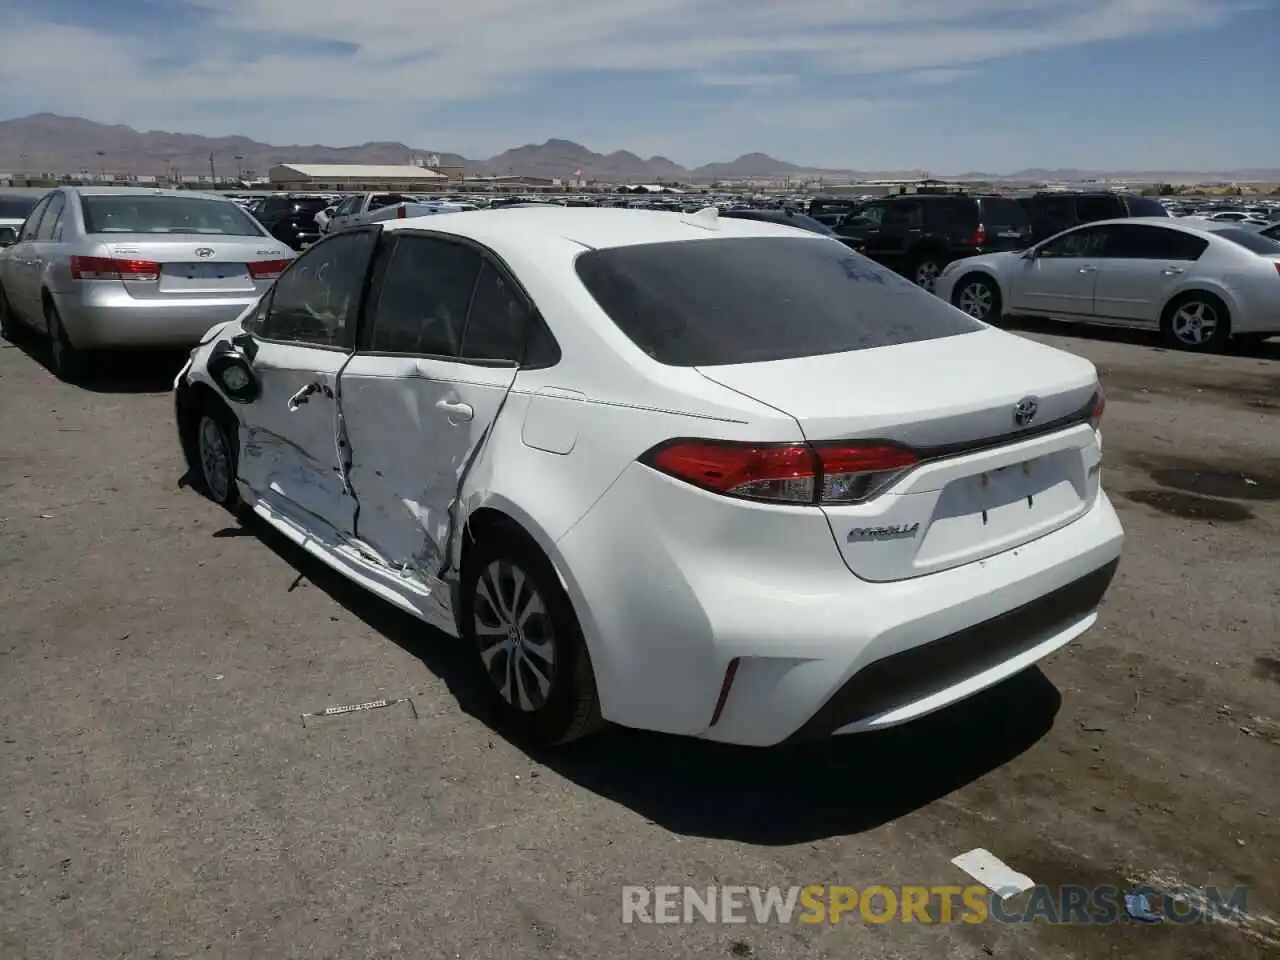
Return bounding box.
[1213,229,1280,254]
[1106,224,1207,260]
[573,237,982,367]
[81,196,264,236]
[35,193,66,241]
[978,198,1029,230]
[1123,196,1169,217]
[1075,195,1125,223]
[1027,195,1076,223]
[366,235,481,355]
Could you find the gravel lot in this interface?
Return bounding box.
[1,322,1277,960]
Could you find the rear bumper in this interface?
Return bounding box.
[53,287,261,349]
[554,463,1124,746]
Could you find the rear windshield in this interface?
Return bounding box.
[1123,196,1169,217]
[721,210,833,234]
[81,196,266,235]
[0,195,39,219]
[291,198,330,213]
[1214,228,1280,254]
[978,197,1030,230]
[574,236,983,366]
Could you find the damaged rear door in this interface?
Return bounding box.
[338,231,535,579]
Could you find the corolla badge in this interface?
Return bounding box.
[194,247,215,258]
[1013,396,1039,427]
[848,523,919,542]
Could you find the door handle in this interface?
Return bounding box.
[436,399,474,423]
[1161,267,1184,275]
[1078,266,1097,274]
[287,381,333,411]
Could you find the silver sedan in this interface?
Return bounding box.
[0,187,295,380]
[934,217,1280,352]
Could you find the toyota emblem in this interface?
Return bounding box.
[1013,396,1039,427]
[194,247,215,259]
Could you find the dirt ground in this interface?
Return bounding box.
[0,320,1277,960]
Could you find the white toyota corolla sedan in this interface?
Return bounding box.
[175,206,1124,747]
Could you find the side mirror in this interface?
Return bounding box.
[210,338,262,402]
[0,230,16,247]
[1022,248,1041,260]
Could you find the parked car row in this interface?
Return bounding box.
[0,187,295,379]
[933,217,1280,352]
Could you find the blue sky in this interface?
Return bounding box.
[0,0,1276,171]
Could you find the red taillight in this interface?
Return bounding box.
[69,255,159,281]
[973,223,987,247]
[1089,386,1106,430]
[641,439,918,504]
[1273,262,1280,276]
[249,259,291,280]
[397,204,406,218]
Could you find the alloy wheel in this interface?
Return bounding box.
[197,414,232,503]
[473,559,557,712]
[1170,301,1219,347]
[915,261,941,291]
[957,281,994,320]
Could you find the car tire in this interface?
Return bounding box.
[951,274,1003,325]
[0,283,23,342]
[44,298,89,382]
[460,527,604,747]
[909,254,945,292]
[188,395,244,512]
[1160,292,1231,353]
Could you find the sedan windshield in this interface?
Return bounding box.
[81,195,266,236]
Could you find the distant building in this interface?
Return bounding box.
[268,163,449,191]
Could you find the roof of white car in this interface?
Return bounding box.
[384,205,814,250]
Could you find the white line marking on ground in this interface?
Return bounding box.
[951,848,1035,900]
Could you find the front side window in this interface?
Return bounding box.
[81,196,265,236]
[847,203,885,228]
[574,236,981,367]
[884,200,923,228]
[249,230,376,347]
[1037,225,1111,258]
[365,235,481,355]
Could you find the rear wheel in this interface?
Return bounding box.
[460,528,603,747]
[910,254,945,292]
[0,284,22,342]
[1161,292,1231,352]
[44,298,89,382]
[952,274,1002,324]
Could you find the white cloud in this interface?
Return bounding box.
[0,0,1244,162]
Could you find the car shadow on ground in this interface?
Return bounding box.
[226,509,1063,846]
[2,333,185,393]
[1006,316,1280,359]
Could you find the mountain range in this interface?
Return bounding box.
[2,114,1278,184]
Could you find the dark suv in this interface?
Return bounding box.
[836,194,1032,289]
[252,194,331,250]
[1018,191,1168,244]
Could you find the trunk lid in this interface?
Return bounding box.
[696,328,1103,582]
[98,235,293,299]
